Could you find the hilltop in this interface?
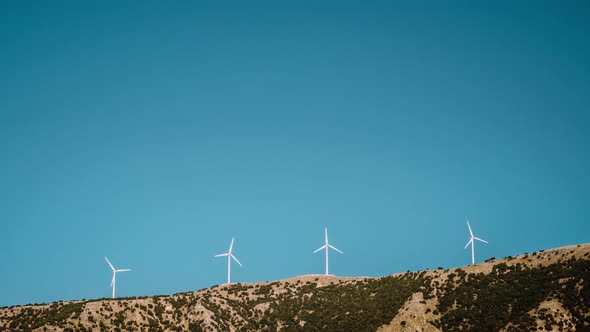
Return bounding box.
[1,244,589,331]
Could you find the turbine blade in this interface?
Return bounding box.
[116,269,131,272]
[111,273,115,287]
[313,245,327,253]
[229,237,234,253]
[474,237,488,243]
[464,239,473,249]
[215,253,229,257]
[105,257,115,271]
[324,227,328,244]
[231,254,243,267]
[328,244,343,254]
[466,220,473,237]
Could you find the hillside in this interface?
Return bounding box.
[1,244,589,331]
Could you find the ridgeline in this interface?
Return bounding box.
[2,244,589,331]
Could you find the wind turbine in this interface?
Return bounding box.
[313,227,343,275]
[464,219,488,265]
[104,257,131,299]
[214,237,242,284]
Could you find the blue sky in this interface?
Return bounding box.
[1,1,589,306]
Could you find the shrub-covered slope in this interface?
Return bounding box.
[1,244,589,332]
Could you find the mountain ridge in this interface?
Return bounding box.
[2,243,589,331]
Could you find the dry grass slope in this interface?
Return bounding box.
[1,243,589,331]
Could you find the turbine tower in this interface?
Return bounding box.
[464,219,488,265]
[215,237,242,284]
[313,227,343,275]
[104,257,131,299]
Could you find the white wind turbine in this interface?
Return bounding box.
[464,219,488,265]
[215,237,242,284]
[313,227,343,275]
[104,257,131,299]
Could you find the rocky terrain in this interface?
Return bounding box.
[1,243,589,331]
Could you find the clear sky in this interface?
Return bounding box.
[1,1,589,306]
